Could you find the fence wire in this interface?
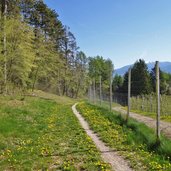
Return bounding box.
[88,84,171,116]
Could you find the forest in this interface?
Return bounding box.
[0,0,88,97]
[1,0,171,99]
[0,0,114,99]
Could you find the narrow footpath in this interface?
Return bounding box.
[72,103,133,171]
[113,107,171,139]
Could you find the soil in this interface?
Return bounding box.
[113,107,171,139]
[72,103,133,171]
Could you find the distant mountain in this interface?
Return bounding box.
[114,62,171,76]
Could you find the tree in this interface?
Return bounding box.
[105,59,114,111]
[150,65,169,94]
[113,74,123,92]
[88,56,108,101]
[0,0,88,98]
[20,0,35,22]
[122,59,152,96]
[88,56,114,105]
[74,51,88,98]
[88,56,106,79]
[58,26,78,96]
[3,18,35,90]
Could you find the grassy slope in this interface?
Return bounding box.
[77,102,171,171]
[0,93,110,170]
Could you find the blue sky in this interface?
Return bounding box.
[44,0,171,69]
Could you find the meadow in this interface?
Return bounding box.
[1,90,171,170]
[0,94,110,170]
[77,102,171,171]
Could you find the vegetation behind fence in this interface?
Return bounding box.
[131,94,171,116]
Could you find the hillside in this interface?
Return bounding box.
[0,92,111,170]
[115,61,171,76]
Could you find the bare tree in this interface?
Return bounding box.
[1,0,8,94]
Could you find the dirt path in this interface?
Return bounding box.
[113,107,171,138]
[72,103,133,171]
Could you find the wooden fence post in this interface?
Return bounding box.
[141,95,144,111]
[150,95,153,112]
[156,61,160,143]
[126,68,131,122]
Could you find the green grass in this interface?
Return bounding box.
[32,90,79,105]
[77,102,171,170]
[87,99,121,110]
[0,95,111,170]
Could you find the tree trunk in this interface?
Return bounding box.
[75,81,81,98]
[93,78,96,104]
[57,70,61,96]
[32,67,39,92]
[1,0,7,95]
[109,71,113,111]
[99,75,102,105]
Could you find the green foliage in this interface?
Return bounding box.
[0,0,88,97]
[88,56,114,94]
[113,74,123,92]
[121,59,152,95]
[150,65,171,94]
[69,51,88,98]
[88,56,106,80]
[89,57,113,80]
[0,18,35,88]
[9,20,34,86]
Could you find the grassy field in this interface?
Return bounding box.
[88,98,121,110]
[77,102,171,171]
[0,93,110,170]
